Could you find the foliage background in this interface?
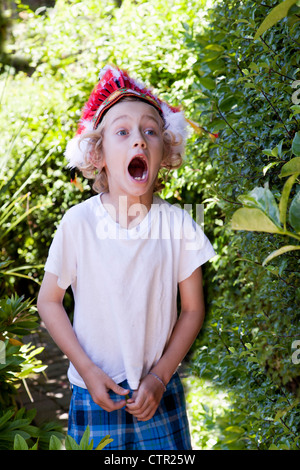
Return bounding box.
[0,0,299,450]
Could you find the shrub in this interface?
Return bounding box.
[180,0,300,450]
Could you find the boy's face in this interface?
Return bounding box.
[99,100,165,199]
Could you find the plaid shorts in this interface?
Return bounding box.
[68,372,192,450]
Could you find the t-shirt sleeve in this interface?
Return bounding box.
[44,213,77,290]
[178,210,216,283]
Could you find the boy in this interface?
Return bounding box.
[37,65,215,450]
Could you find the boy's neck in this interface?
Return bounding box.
[100,192,154,229]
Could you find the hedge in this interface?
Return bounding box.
[181,0,300,450]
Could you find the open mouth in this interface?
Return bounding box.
[128,156,148,182]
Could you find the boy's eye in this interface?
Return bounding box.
[145,129,156,135]
[117,129,128,136]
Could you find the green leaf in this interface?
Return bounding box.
[238,187,281,228]
[198,77,216,90]
[280,157,300,177]
[95,435,114,450]
[263,245,300,265]
[269,444,279,450]
[49,435,63,450]
[225,426,245,434]
[204,44,225,52]
[290,105,300,114]
[231,208,283,233]
[0,410,15,430]
[263,161,280,176]
[79,425,93,450]
[292,131,300,156]
[218,95,238,112]
[279,174,298,227]
[247,356,259,363]
[64,434,80,450]
[14,434,29,450]
[289,191,300,232]
[254,0,299,39]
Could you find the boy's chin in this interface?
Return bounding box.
[125,187,152,199]
[126,173,156,194]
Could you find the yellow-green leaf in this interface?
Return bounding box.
[280,157,300,177]
[254,0,299,40]
[231,208,283,233]
[263,245,300,265]
[225,426,245,434]
[238,187,281,227]
[14,434,29,450]
[289,191,300,232]
[292,131,300,156]
[279,174,298,227]
[95,435,114,450]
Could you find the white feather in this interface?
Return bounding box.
[98,65,121,81]
[65,120,93,168]
[161,103,188,144]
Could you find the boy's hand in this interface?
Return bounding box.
[125,374,165,421]
[82,364,129,412]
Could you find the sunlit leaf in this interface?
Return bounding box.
[238,187,281,228]
[64,434,80,450]
[14,434,29,450]
[279,174,298,227]
[280,157,300,177]
[95,435,114,450]
[289,191,300,232]
[254,0,299,39]
[263,245,300,265]
[49,435,63,450]
[198,77,216,90]
[231,208,283,233]
[292,131,300,156]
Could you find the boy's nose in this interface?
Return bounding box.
[132,131,147,148]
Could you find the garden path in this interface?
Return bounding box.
[17,324,71,433]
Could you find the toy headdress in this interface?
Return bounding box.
[65,65,188,169]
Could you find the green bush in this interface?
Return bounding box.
[0,66,65,447]
[0,266,64,449]
[181,0,300,450]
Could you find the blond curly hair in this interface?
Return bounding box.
[77,97,183,194]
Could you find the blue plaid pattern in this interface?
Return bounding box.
[68,372,192,450]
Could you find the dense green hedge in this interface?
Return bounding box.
[0,0,299,450]
[182,0,300,449]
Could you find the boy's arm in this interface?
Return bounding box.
[126,266,205,421]
[37,272,129,411]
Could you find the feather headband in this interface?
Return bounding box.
[65,65,188,169]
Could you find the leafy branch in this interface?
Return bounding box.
[231,148,300,265]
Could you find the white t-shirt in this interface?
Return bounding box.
[44,194,215,390]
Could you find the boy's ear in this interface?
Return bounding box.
[160,141,171,168]
[160,158,168,169]
[90,150,105,171]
